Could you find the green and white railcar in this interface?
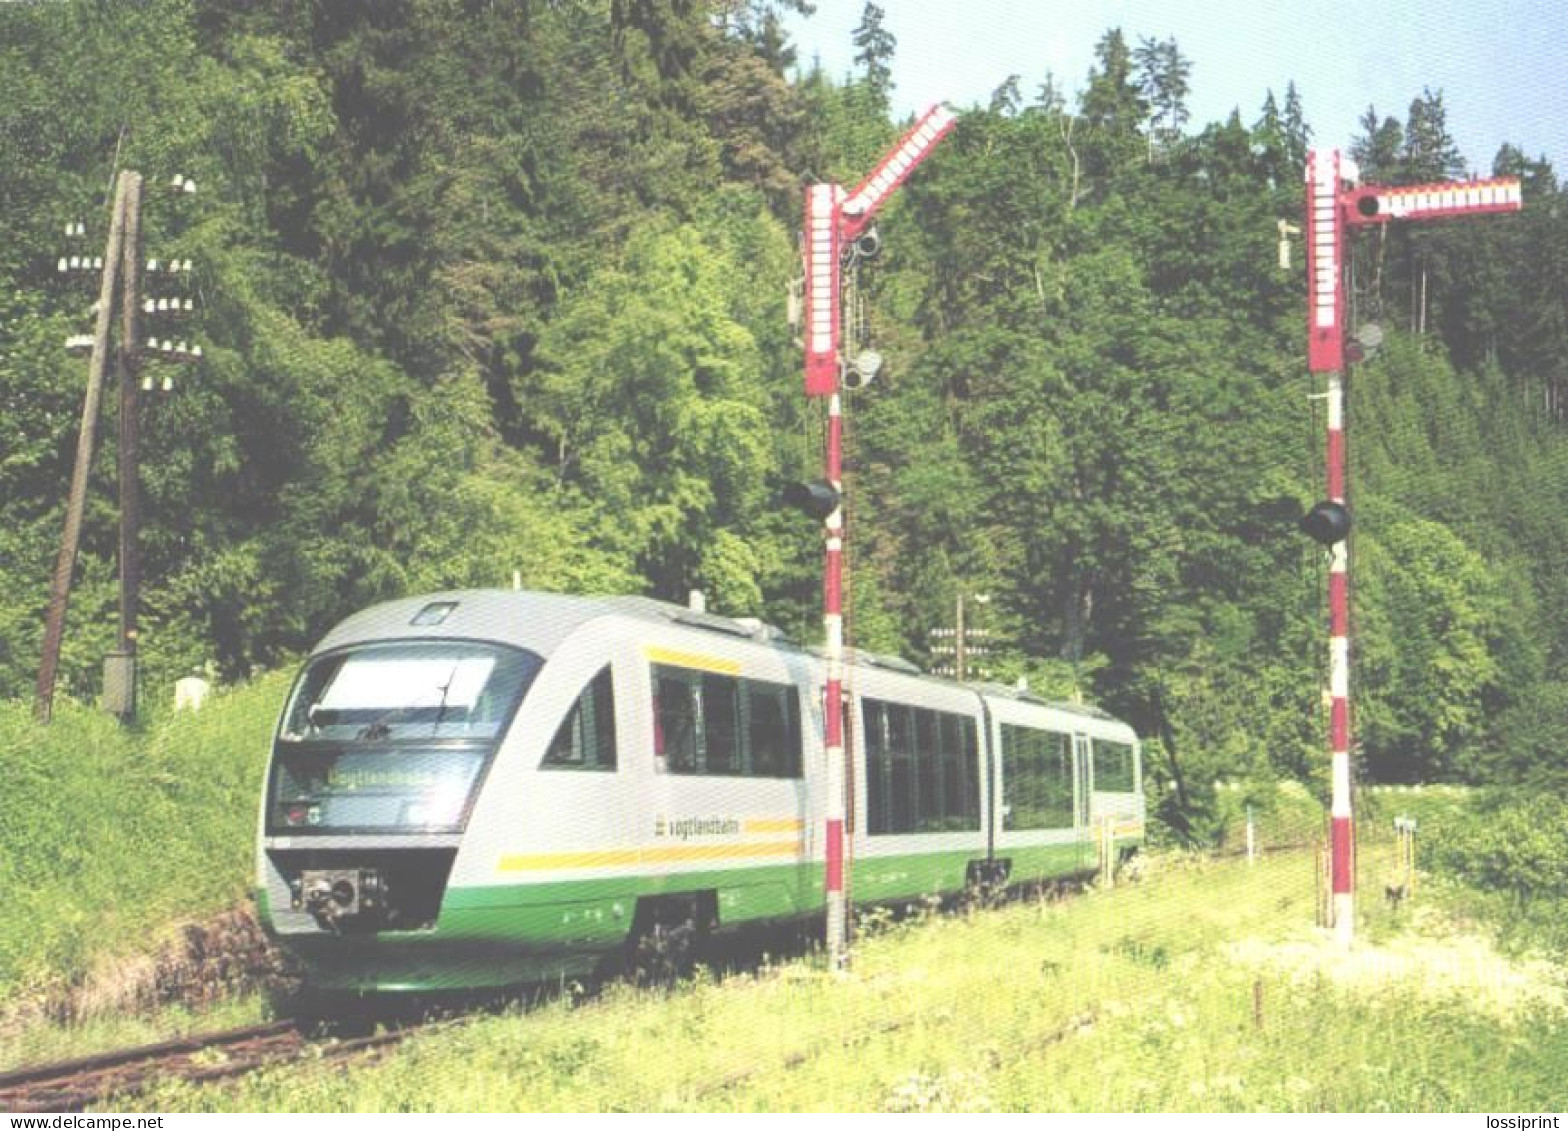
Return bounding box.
[256,590,1143,994]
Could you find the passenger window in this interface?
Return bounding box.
[542,666,617,770]
[1092,739,1136,792]
[748,683,801,777]
[864,700,889,834]
[863,697,981,836]
[1001,724,1074,829]
[913,709,942,833]
[654,672,699,772]
[701,675,741,774]
[652,663,802,778]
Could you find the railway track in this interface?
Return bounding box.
[0,1018,416,1112]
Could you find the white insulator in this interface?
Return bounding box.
[184,298,194,312]
[143,299,156,314]
[148,259,160,272]
[190,344,202,359]
[92,257,102,270]
[57,257,68,273]
[161,373,173,392]
[181,259,193,273]
[69,256,82,270]
[141,374,154,392]
[157,298,169,313]
[161,339,173,354]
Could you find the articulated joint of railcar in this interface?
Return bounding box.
[965,858,1012,905]
[966,858,1011,889]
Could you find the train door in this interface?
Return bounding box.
[1072,733,1093,869]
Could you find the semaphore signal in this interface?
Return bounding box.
[790,103,957,970]
[1300,149,1521,947]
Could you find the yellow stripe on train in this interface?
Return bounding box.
[499,839,805,873]
[642,645,743,675]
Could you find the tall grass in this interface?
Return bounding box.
[0,674,288,1003]
[141,849,1568,1112]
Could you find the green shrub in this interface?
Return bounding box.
[0,674,288,1001]
[1423,789,1568,957]
[1431,792,1568,902]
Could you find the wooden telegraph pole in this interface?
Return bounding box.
[35,171,138,723]
[114,173,145,717]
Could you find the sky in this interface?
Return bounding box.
[783,0,1568,175]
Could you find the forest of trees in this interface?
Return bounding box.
[3,0,1566,836]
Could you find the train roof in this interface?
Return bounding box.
[310,589,1135,734]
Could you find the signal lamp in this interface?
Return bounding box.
[843,349,883,391]
[1346,323,1384,364]
[1301,500,1351,546]
[781,480,841,521]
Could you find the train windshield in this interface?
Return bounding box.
[268,641,541,834]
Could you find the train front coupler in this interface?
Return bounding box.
[291,868,388,932]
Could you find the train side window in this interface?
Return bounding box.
[913,708,943,833]
[701,675,741,774]
[885,703,915,833]
[542,666,618,771]
[652,663,801,778]
[864,698,981,835]
[748,683,802,777]
[933,713,982,832]
[1001,724,1074,830]
[654,670,699,772]
[1092,738,1136,792]
[864,699,889,834]
[962,717,981,827]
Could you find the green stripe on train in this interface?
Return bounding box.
[275,840,1117,993]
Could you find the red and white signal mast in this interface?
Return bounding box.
[1300,150,1521,946]
[792,103,957,968]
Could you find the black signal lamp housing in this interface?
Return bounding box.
[781,480,841,521]
[1301,500,1352,546]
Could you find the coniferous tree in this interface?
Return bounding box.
[850,1,896,110]
[1134,35,1192,156]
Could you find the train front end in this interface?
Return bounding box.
[255,602,589,997]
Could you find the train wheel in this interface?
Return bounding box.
[631,919,696,987]
[622,895,710,988]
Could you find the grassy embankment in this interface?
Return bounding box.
[4,681,1562,1110]
[0,675,287,1017]
[139,843,1566,1112]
